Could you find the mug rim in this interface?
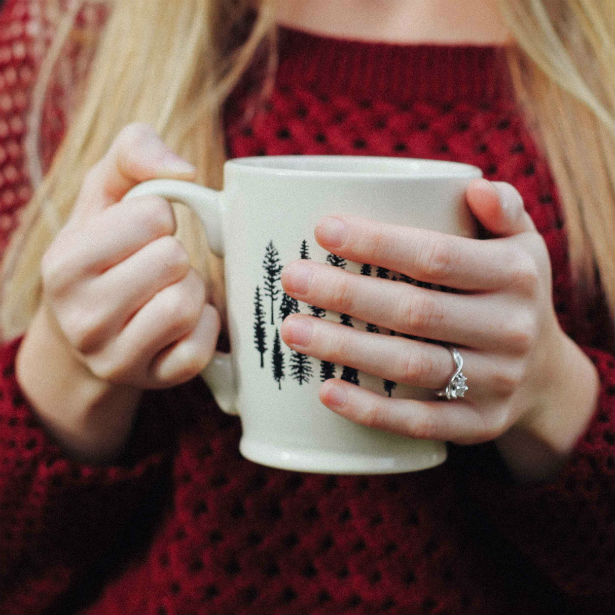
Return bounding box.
[226,155,482,179]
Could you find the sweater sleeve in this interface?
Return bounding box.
[461,345,614,600]
[0,338,176,615]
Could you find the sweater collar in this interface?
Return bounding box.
[276,25,512,105]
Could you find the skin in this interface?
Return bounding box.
[16,125,221,462]
[16,3,599,478]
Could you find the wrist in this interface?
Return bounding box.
[496,331,599,482]
[16,305,142,463]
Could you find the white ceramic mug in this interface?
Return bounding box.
[126,156,481,474]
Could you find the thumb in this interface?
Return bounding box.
[466,178,535,237]
[73,123,196,218]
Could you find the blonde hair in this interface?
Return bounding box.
[0,0,613,340]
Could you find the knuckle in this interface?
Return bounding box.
[40,245,66,292]
[329,274,356,315]
[507,252,540,297]
[62,306,105,352]
[399,292,442,335]
[420,236,457,282]
[167,346,209,383]
[163,280,203,331]
[89,353,131,384]
[482,408,511,441]
[407,411,438,441]
[81,161,105,192]
[398,347,436,385]
[492,361,525,397]
[116,122,154,150]
[137,196,176,237]
[155,235,189,270]
[504,310,537,354]
[364,227,388,263]
[361,399,389,430]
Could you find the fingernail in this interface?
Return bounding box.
[284,317,313,348]
[282,262,312,295]
[323,382,347,410]
[316,216,347,247]
[159,150,197,177]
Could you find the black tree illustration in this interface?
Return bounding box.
[383,332,397,396]
[360,263,379,332]
[339,313,360,385]
[263,241,282,325]
[383,378,397,397]
[326,253,347,268]
[300,239,310,259]
[310,305,326,318]
[272,328,285,390]
[341,365,360,385]
[253,285,267,367]
[279,292,299,320]
[290,350,313,385]
[320,360,336,381]
[399,273,418,285]
[339,313,353,327]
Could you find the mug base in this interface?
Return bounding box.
[239,438,447,475]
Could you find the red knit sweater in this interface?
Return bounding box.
[1,2,614,614]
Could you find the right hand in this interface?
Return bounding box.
[40,123,221,389]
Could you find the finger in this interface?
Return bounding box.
[45,196,177,288]
[90,269,206,384]
[68,236,193,352]
[465,178,536,236]
[150,303,221,386]
[319,379,492,445]
[72,123,195,219]
[281,260,528,350]
[313,214,528,291]
[281,313,494,392]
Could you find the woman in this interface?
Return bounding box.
[0,1,613,613]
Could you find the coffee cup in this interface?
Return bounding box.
[126,155,481,474]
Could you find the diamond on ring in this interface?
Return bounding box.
[437,347,468,401]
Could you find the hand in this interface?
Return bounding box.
[280,179,598,478]
[41,123,220,389]
[17,124,221,461]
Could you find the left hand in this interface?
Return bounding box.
[280,179,597,456]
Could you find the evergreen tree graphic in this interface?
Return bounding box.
[263,241,282,325]
[360,263,379,332]
[253,285,267,367]
[399,273,418,285]
[326,253,347,268]
[383,378,397,397]
[290,350,313,385]
[339,313,360,385]
[310,305,326,318]
[320,360,336,381]
[279,292,299,320]
[341,364,360,385]
[300,239,310,259]
[271,328,285,390]
[383,332,397,396]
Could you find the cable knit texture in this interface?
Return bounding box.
[1,2,614,614]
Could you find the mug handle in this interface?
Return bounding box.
[123,179,239,415]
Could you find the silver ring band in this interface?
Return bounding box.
[437,347,468,400]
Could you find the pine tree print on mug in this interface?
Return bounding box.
[263,241,282,325]
[253,285,267,368]
[253,239,442,393]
